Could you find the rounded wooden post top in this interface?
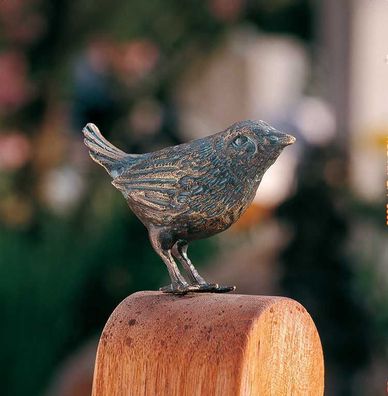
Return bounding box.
[92,291,324,396]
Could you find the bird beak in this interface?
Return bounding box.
[281,133,296,146]
[270,129,296,146]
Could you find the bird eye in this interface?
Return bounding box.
[232,135,248,147]
[268,135,278,144]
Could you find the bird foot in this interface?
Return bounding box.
[159,283,236,295]
[193,283,236,293]
[159,284,189,295]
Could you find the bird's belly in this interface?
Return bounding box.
[184,184,258,240]
[126,180,257,241]
[173,203,247,241]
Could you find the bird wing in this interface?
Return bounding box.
[112,138,246,219]
[111,140,208,213]
[112,153,181,212]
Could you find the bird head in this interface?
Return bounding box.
[222,119,296,180]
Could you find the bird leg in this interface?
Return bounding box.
[172,241,236,293]
[149,229,189,294]
[172,241,207,286]
[157,249,189,294]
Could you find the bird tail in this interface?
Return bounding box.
[83,123,130,178]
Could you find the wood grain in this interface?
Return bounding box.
[92,292,324,396]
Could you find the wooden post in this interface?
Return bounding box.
[92,291,324,395]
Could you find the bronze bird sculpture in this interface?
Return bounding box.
[83,120,295,294]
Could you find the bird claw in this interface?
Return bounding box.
[159,283,236,295]
[159,284,189,295]
[194,283,236,293]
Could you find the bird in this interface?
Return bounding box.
[83,120,295,294]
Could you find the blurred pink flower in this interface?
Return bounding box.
[0,132,31,171]
[0,0,45,44]
[5,13,45,44]
[129,98,163,137]
[119,39,160,81]
[0,0,26,17]
[208,0,245,22]
[86,38,114,74]
[0,51,32,111]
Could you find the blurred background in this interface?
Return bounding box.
[0,0,387,395]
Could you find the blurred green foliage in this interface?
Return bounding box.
[0,196,214,395]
